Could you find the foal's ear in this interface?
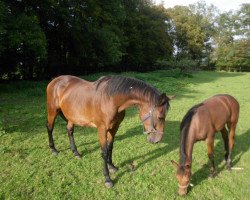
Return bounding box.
[167,95,176,100]
[158,93,167,105]
[171,160,179,168]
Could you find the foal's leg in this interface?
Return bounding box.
[206,137,215,177]
[67,122,81,159]
[226,122,237,170]
[220,127,229,162]
[98,126,113,188]
[47,109,59,156]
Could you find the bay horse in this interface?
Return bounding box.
[171,94,239,196]
[46,75,175,188]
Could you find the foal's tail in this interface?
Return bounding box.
[179,103,203,164]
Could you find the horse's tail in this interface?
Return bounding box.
[179,103,203,165]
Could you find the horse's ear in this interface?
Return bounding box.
[167,95,176,100]
[158,93,167,105]
[171,160,179,168]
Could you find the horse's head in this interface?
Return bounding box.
[139,93,175,144]
[171,160,191,196]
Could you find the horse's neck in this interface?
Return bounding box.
[117,94,148,112]
[180,134,194,166]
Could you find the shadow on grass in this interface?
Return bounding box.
[114,120,180,182]
[189,129,250,193]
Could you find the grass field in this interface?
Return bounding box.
[0,71,249,200]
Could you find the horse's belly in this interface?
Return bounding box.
[62,109,97,128]
[78,120,97,128]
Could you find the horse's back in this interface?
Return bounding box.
[202,94,239,130]
[46,75,92,108]
[208,94,239,121]
[47,75,91,94]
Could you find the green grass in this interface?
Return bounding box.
[0,71,249,200]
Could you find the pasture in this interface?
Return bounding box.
[0,71,249,199]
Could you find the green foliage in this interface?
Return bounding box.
[0,1,47,79]
[0,1,7,55]
[167,6,207,62]
[215,39,250,71]
[121,1,173,70]
[155,58,198,73]
[0,0,250,79]
[212,5,250,71]
[0,71,249,199]
[0,0,175,78]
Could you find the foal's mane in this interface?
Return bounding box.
[179,103,203,166]
[95,75,161,105]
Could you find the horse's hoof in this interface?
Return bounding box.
[209,173,215,178]
[105,181,113,188]
[109,168,118,173]
[108,165,118,173]
[74,151,81,159]
[227,166,232,171]
[51,149,59,156]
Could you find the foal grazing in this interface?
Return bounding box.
[46,75,174,187]
[171,94,239,196]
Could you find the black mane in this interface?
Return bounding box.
[95,75,161,105]
[179,103,203,165]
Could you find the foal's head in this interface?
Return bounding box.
[171,160,191,196]
[139,94,175,143]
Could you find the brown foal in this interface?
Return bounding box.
[171,94,239,196]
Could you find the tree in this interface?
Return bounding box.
[166,5,207,65]
[122,0,173,71]
[212,4,250,71]
[0,0,47,79]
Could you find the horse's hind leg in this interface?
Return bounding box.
[47,109,59,156]
[67,122,81,159]
[220,127,229,162]
[206,137,215,177]
[226,122,237,170]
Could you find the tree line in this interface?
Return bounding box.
[0,0,249,80]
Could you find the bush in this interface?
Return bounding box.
[155,58,199,72]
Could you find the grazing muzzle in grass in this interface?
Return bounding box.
[171,160,192,196]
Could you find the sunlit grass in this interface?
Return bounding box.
[0,70,249,199]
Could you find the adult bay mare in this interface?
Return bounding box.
[171,94,239,196]
[46,75,175,188]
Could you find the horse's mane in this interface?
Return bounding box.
[179,103,203,166]
[95,75,161,105]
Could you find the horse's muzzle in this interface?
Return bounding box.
[147,131,163,144]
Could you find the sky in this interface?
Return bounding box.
[154,0,250,12]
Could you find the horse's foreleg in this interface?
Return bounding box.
[226,122,237,170]
[107,126,120,173]
[107,111,124,173]
[207,137,215,177]
[67,122,81,159]
[98,127,113,188]
[220,127,229,162]
[47,110,59,156]
[107,134,118,173]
